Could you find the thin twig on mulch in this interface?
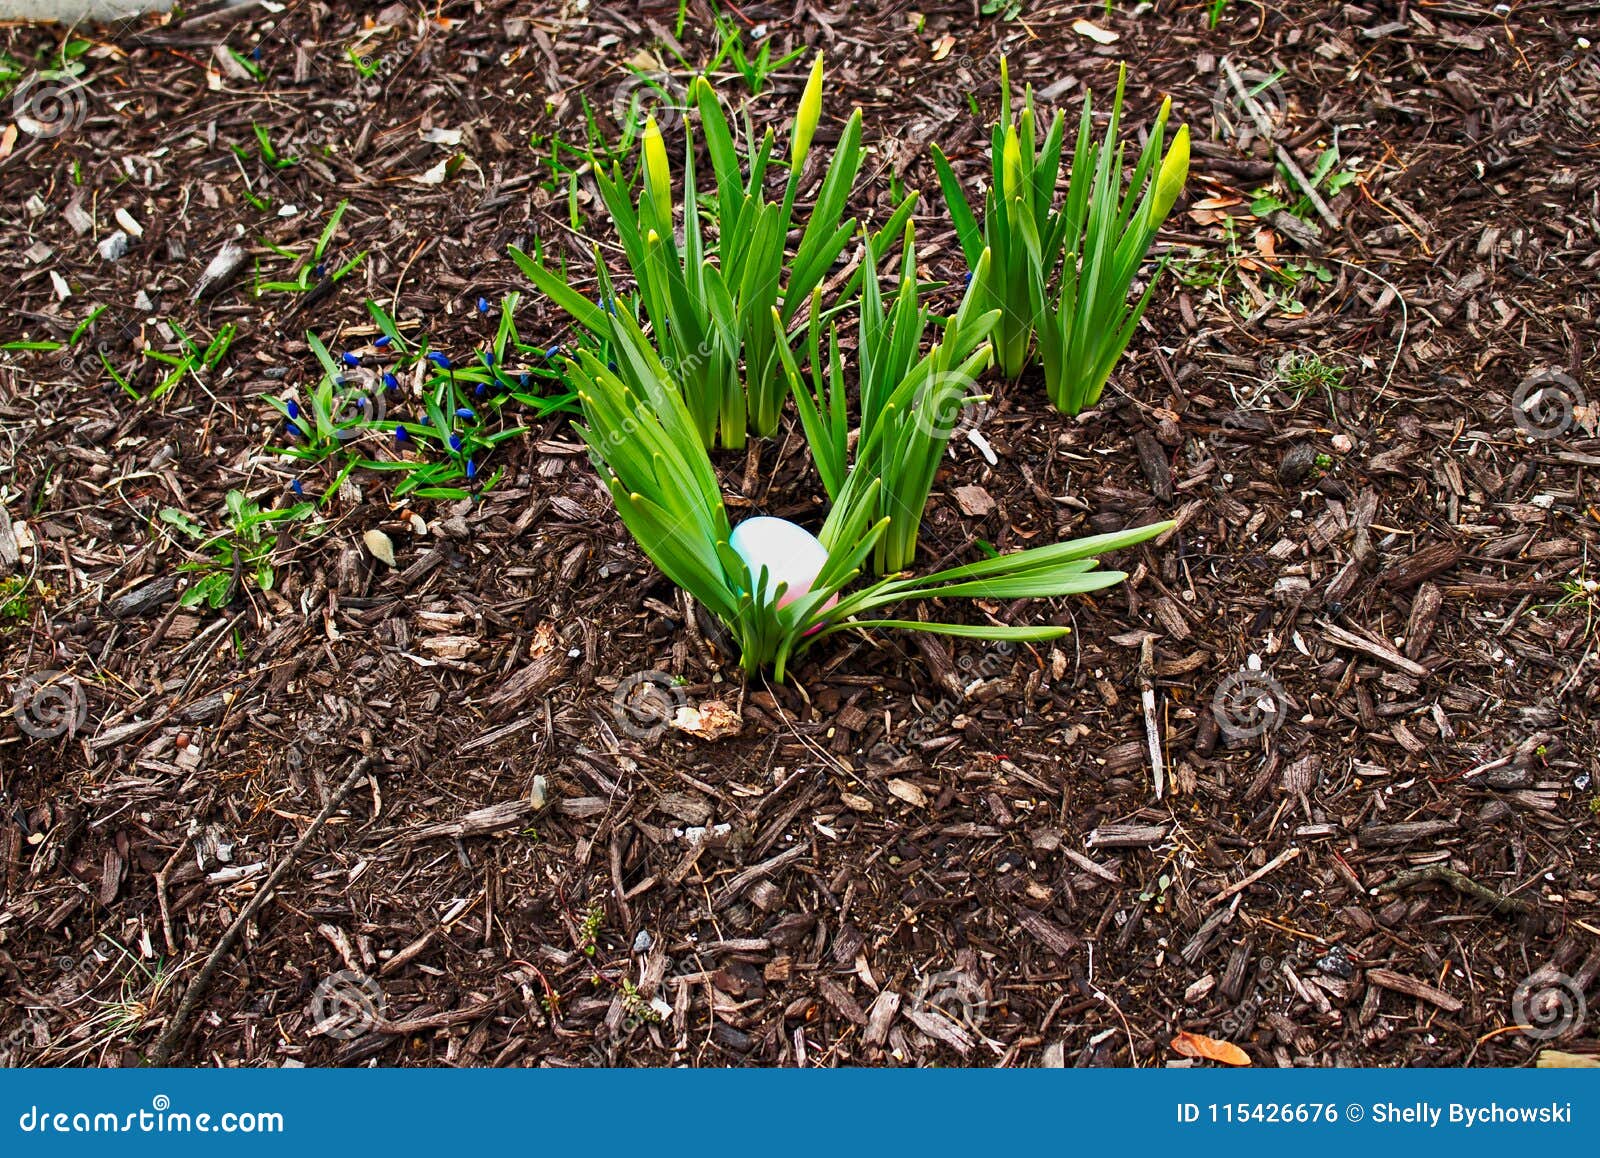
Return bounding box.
[153,749,376,1065]
[1379,864,1537,916]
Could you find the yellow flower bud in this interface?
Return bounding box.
[999,54,1011,125]
[792,53,825,168]
[1002,124,1023,202]
[642,116,672,229]
[1151,124,1189,224]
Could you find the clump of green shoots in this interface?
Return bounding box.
[254,200,365,296]
[562,295,1170,680]
[1033,66,1189,416]
[513,54,915,449]
[274,295,577,502]
[0,575,33,627]
[931,55,1068,381]
[932,61,1190,415]
[776,222,1000,575]
[158,490,314,609]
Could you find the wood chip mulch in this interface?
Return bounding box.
[2,0,1597,1067]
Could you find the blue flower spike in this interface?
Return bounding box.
[455,408,475,420]
[285,399,300,420]
[383,372,399,391]
[466,458,477,479]
[341,351,361,367]
[449,433,463,452]
[426,352,451,370]
[394,425,409,443]
[290,479,304,496]
[374,335,392,349]
[477,297,490,314]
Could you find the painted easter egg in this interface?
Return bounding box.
[728,517,835,615]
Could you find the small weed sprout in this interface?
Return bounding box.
[158,490,315,610]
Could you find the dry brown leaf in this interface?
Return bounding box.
[931,34,956,61]
[363,528,396,567]
[670,700,742,741]
[886,778,929,807]
[1170,1031,1251,1066]
[1537,1050,1600,1068]
[1071,18,1119,44]
[954,485,995,517]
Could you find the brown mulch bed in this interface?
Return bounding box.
[2,0,1597,1068]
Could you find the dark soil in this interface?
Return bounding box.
[2,0,1598,1068]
